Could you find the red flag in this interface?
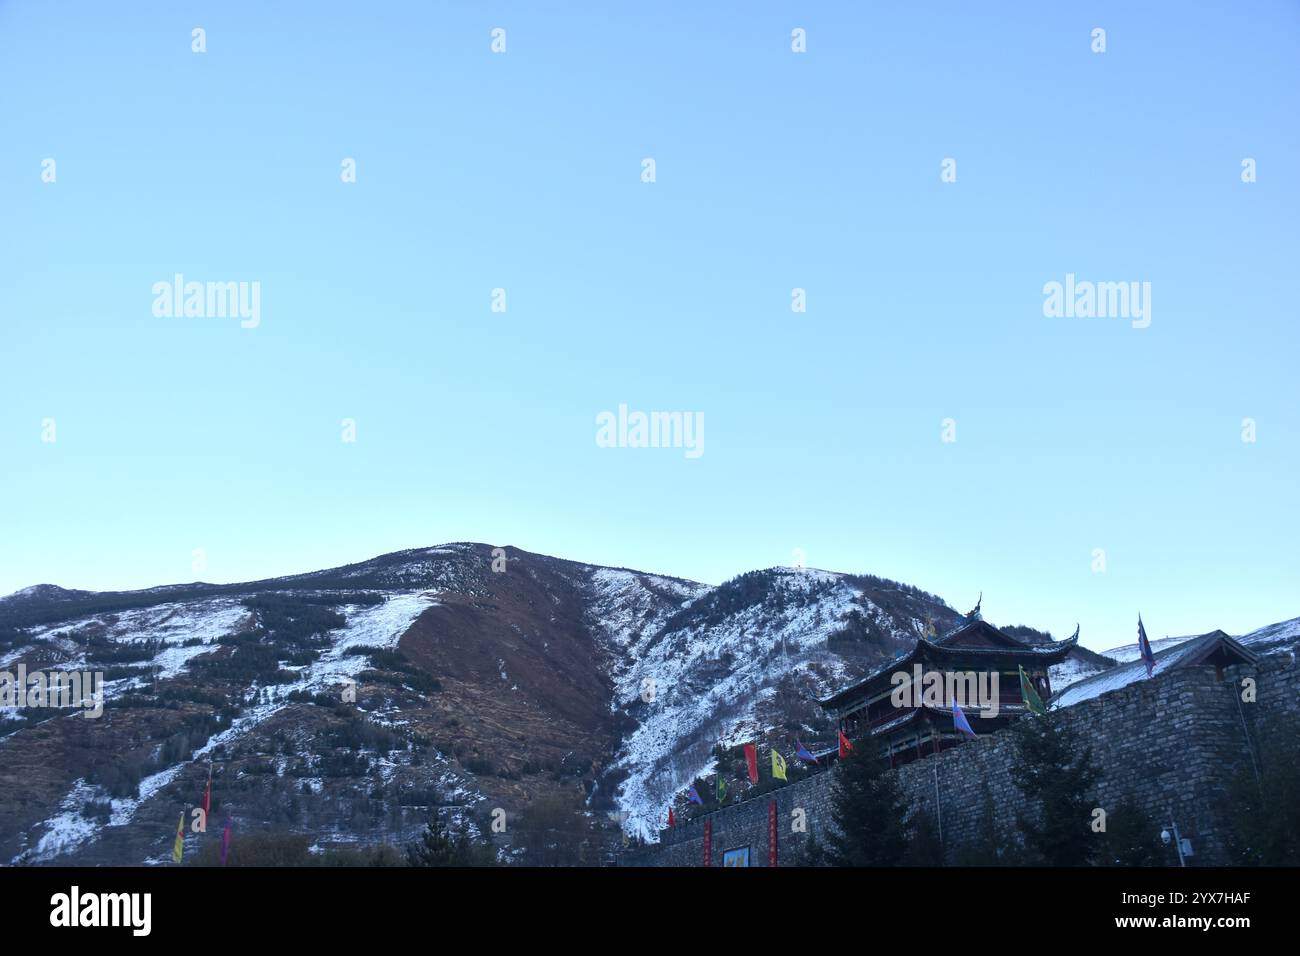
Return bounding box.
[202,780,211,817]
[667,807,675,827]
[838,729,853,759]
[743,742,759,784]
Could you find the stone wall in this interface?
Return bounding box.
[622,654,1298,867]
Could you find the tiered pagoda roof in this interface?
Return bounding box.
[818,617,1078,713]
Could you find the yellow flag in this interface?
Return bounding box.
[172,811,185,864]
[771,748,788,781]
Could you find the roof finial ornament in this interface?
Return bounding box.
[922,614,936,640]
[965,592,982,621]
[1070,623,1080,642]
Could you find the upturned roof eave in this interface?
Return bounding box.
[817,632,1079,710]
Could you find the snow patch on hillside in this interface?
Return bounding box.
[1103,633,1194,663]
[1103,616,1299,665]
[585,568,708,660]
[1,598,248,673]
[309,591,439,687]
[15,590,440,863]
[605,569,862,840]
[1236,616,1300,654]
[1049,655,1110,691]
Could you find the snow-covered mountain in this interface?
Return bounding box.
[2,544,1293,862]
[583,565,962,836]
[1100,616,1300,663]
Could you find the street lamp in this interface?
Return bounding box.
[1160,816,1191,867]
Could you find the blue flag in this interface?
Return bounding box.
[1137,614,1156,678]
[687,786,703,806]
[795,739,819,764]
[952,699,977,738]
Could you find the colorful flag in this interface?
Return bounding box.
[795,739,819,764]
[687,786,703,806]
[221,815,232,866]
[1019,665,1047,715]
[667,807,675,827]
[743,742,759,784]
[837,729,853,759]
[171,811,185,864]
[1137,614,1156,678]
[952,698,977,738]
[715,776,727,802]
[771,748,788,781]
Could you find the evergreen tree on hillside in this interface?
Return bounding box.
[1223,714,1300,865]
[825,743,910,866]
[1010,712,1101,866]
[1098,793,1165,866]
[406,811,495,866]
[406,812,461,866]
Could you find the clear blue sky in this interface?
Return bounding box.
[1,1,1296,651]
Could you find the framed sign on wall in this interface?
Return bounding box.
[722,846,750,868]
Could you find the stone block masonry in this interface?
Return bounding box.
[622,656,1298,866]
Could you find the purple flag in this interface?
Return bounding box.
[795,739,819,764]
[687,786,703,806]
[1138,615,1156,678]
[221,815,232,866]
[952,699,977,738]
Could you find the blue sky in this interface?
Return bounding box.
[1,1,1296,651]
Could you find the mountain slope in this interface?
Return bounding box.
[586,567,962,836]
[4,543,1288,861]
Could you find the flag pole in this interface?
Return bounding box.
[933,759,943,847]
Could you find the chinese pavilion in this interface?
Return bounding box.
[818,613,1078,767]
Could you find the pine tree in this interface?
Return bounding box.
[406,811,466,866]
[795,835,827,867]
[825,742,910,866]
[1223,714,1300,865]
[1098,793,1164,866]
[1010,712,1101,866]
[903,808,944,865]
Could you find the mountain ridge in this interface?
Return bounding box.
[1,542,1295,860]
